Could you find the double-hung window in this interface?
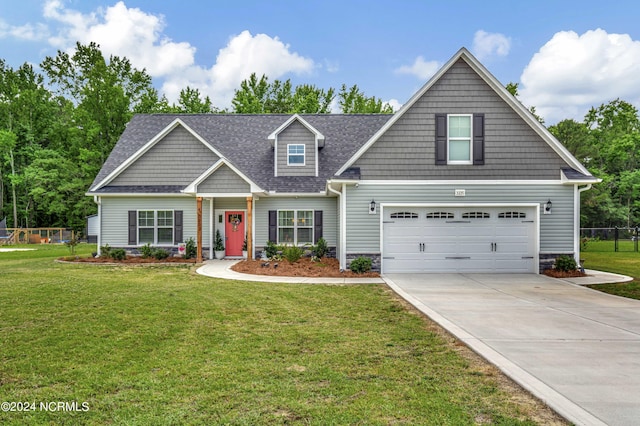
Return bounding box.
[287,144,305,165]
[277,210,313,245]
[448,114,472,164]
[137,210,174,244]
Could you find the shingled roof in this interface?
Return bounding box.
[90,114,391,194]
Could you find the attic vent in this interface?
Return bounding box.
[499,211,526,219]
[462,212,490,219]
[426,212,454,219]
[390,212,419,219]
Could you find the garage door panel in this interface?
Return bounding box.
[382,206,537,274]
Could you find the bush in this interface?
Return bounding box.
[111,248,127,261]
[350,256,372,274]
[283,245,304,263]
[265,240,279,258]
[555,255,577,272]
[214,230,225,251]
[100,244,111,258]
[140,243,153,259]
[313,237,329,258]
[152,248,170,260]
[184,237,196,259]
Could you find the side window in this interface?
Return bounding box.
[138,211,154,244]
[435,113,484,165]
[287,144,305,165]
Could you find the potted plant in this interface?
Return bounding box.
[242,233,248,259]
[214,229,225,259]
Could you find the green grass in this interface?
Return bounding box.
[0,244,554,425]
[582,239,640,299]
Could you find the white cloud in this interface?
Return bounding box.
[472,30,511,60]
[395,56,441,80]
[205,30,315,106]
[385,98,402,112]
[520,29,640,124]
[39,1,315,108]
[0,19,49,41]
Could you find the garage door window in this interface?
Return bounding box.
[390,212,418,219]
[499,211,526,218]
[426,212,454,219]
[462,212,490,219]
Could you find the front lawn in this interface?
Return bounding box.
[581,240,640,300]
[0,244,563,424]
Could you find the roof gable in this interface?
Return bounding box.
[91,118,223,191]
[336,47,592,177]
[268,114,325,148]
[183,159,260,194]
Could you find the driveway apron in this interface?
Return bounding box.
[384,273,640,426]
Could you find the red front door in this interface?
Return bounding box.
[225,211,245,256]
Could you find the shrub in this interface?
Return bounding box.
[111,248,127,261]
[184,237,197,259]
[140,243,153,259]
[152,248,170,260]
[265,240,279,258]
[214,230,225,251]
[283,245,304,263]
[555,255,577,272]
[350,256,372,274]
[100,244,112,258]
[313,237,329,259]
[242,234,247,251]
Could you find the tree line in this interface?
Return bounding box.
[0,42,638,232]
[0,42,392,232]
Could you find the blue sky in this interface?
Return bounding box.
[1,0,640,124]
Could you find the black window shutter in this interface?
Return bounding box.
[174,210,183,243]
[268,210,277,243]
[128,211,137,245]
[435,113,447,165]
[473,113,485,165]
[314,210,323,243]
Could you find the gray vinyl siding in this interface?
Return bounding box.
[198,165,250,193]
[212,198,247,211]
[100,196,210,247]
[254,197,338,247]
[345,183,575,253]
[111,126,219,186]
[352,59,568,180]
[276,121,316,176]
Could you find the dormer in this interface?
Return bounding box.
[268,114,324,177]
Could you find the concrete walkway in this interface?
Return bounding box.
[384,272,638,426]
[196,259,385,284]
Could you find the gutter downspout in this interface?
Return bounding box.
[327,183,346,270]
[94,195,101,256]
[575,184,593,268]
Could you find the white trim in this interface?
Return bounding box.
[86,192,193,197]
[196,193,253,198]
[209,198,214,260]
[287,144,306,166]
[336,48,592,177]
[575,184,593,265]
[333,179,565,186]
[268,114,325,144]
[183,158,263,194]
[92,118,225,191]
[341,183,347,269]
[327,183,344,269]
[379,202,540,274]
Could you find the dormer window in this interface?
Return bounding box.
[287,144,305,166]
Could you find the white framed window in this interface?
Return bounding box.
[287,144,305,165]
[138,210,173,245]
[448,114,472,164]
[277,210,313,245]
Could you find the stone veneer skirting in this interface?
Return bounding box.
[346,253,382,272]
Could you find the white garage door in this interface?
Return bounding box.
[382,207,537,273]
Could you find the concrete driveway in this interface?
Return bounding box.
[384,273,640,426]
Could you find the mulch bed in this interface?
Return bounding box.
[60,256,196,264]
[543,269,588,278]
[231,257,379,278]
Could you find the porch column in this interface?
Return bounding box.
[246,196,253,260]
[196,196,203,263]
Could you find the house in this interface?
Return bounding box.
[87,48,598,274]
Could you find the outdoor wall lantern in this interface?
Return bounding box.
[369,199,377,215]
[544,199,552,215]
